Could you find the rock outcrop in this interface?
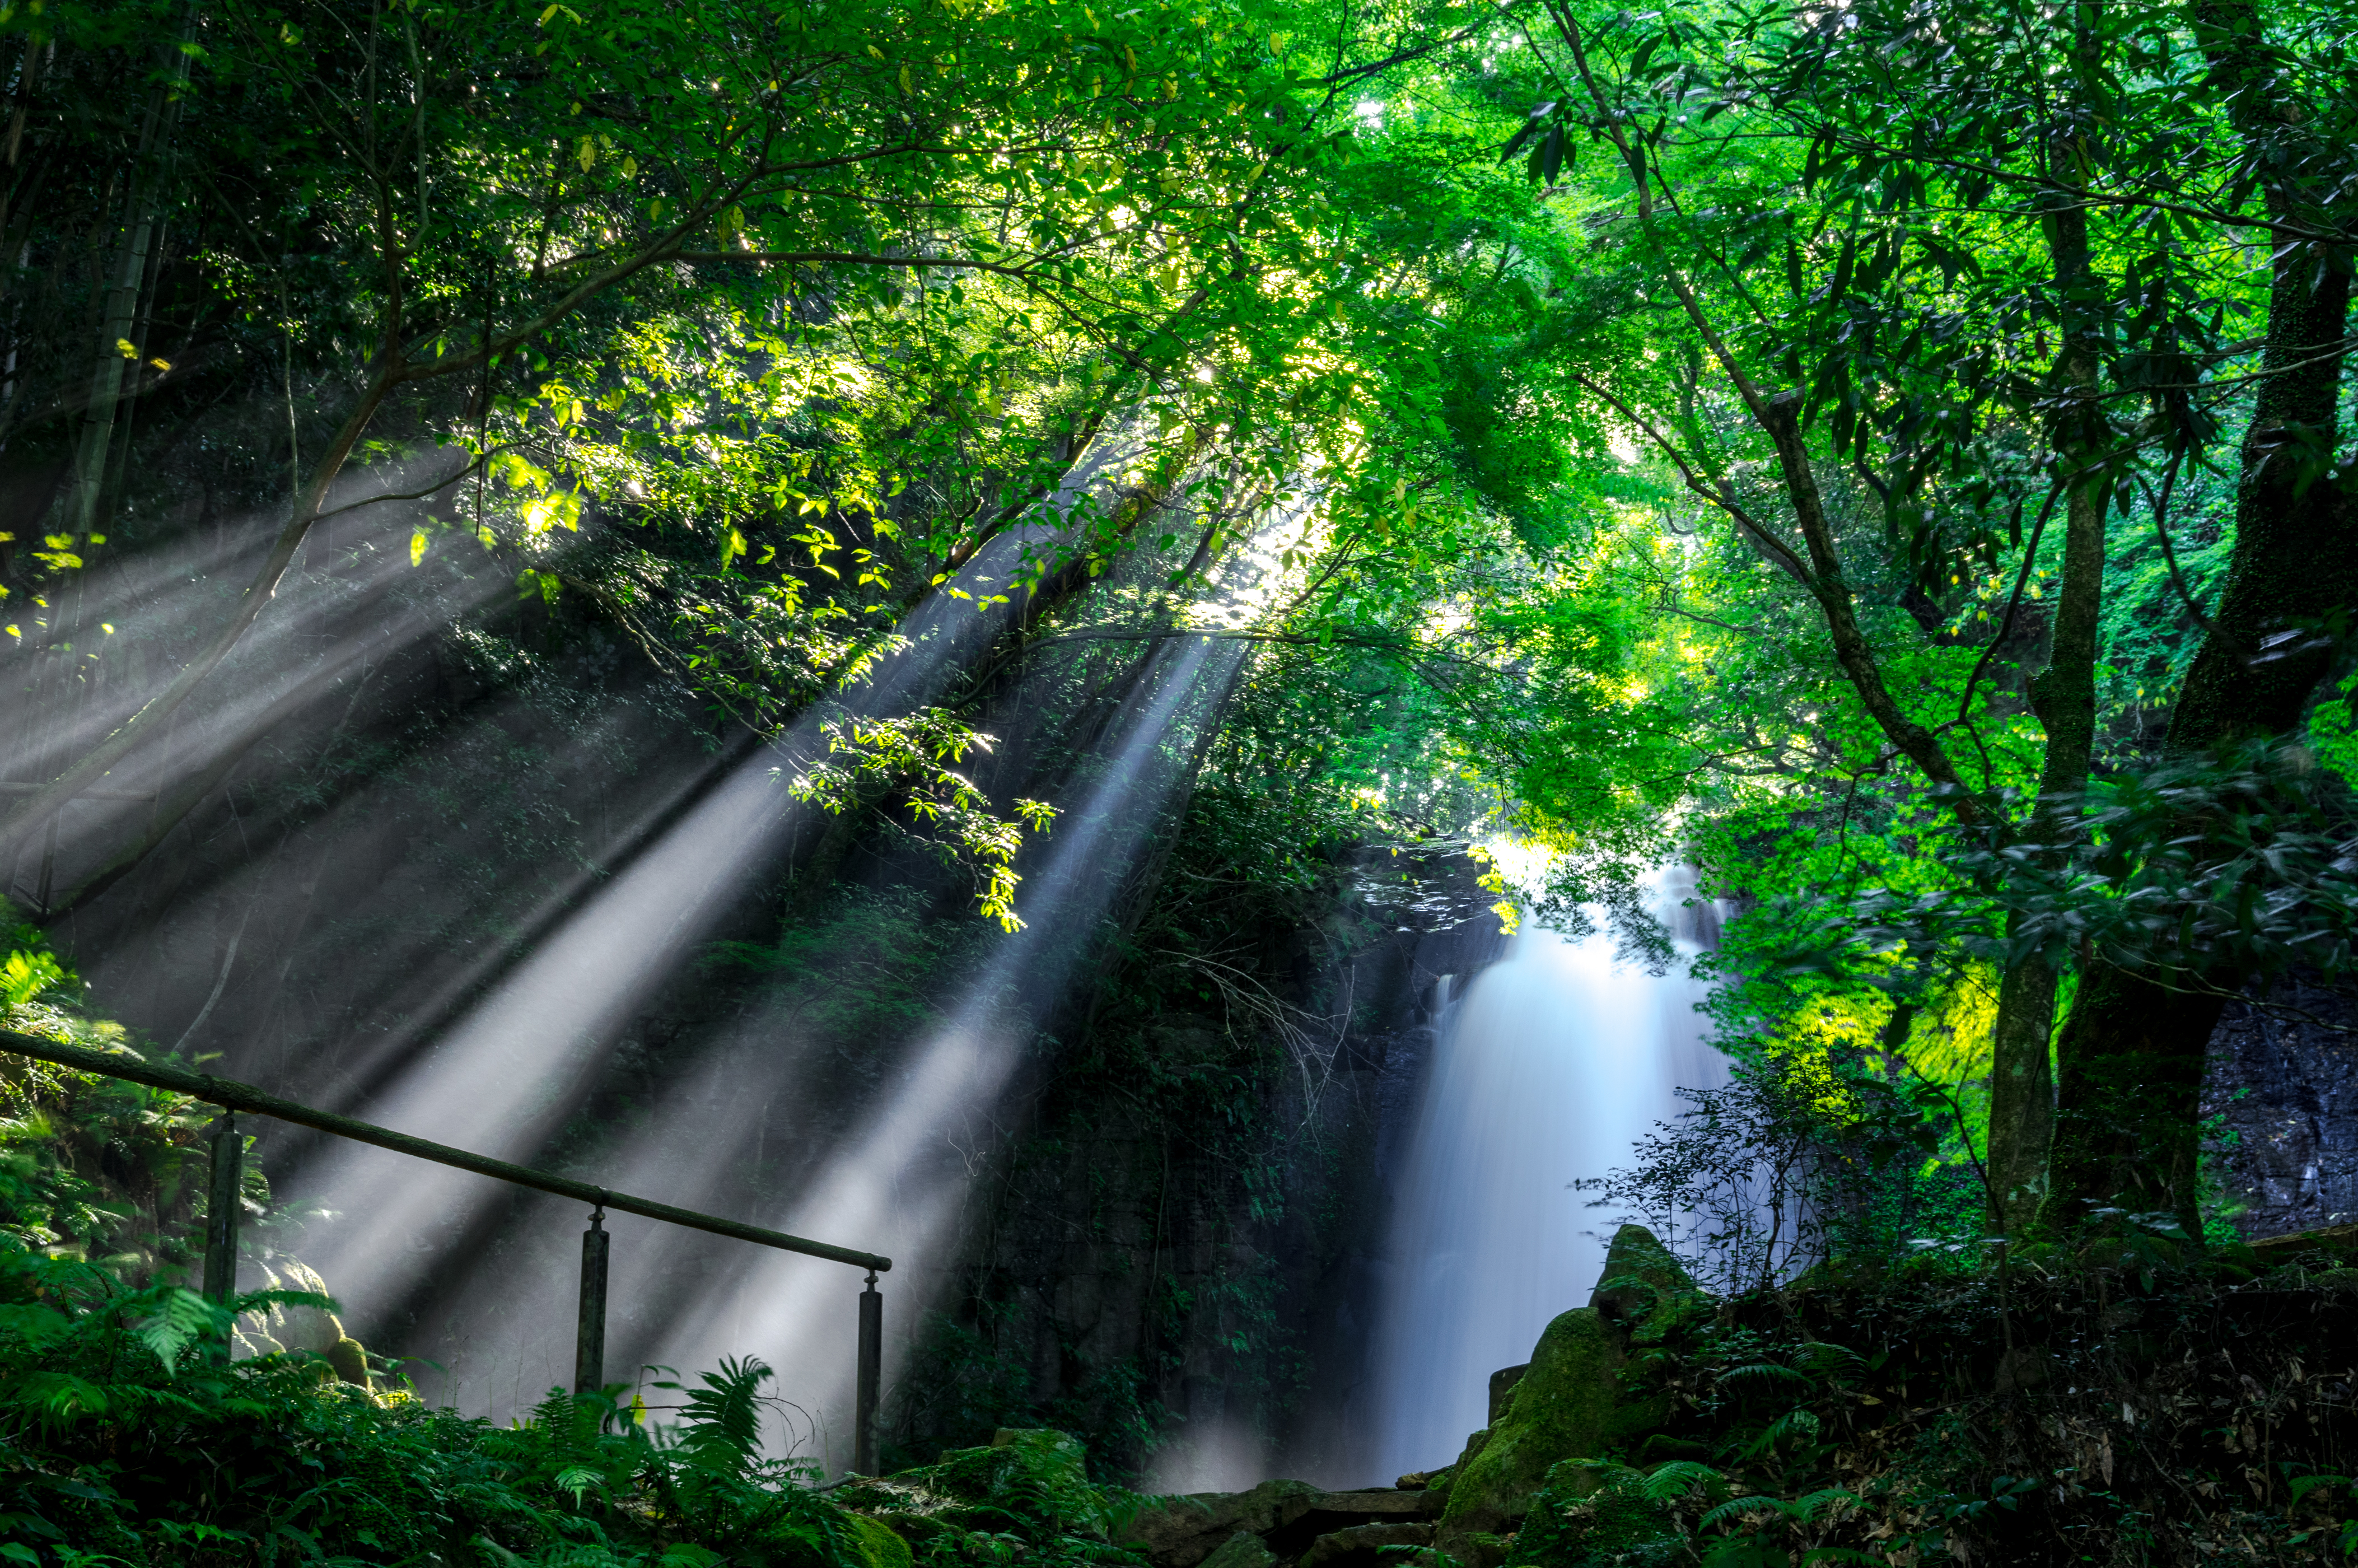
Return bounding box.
[1122,1486,1443,1568]
[1295,1522,1434,1568]
[879,1233,1704,1568]
[1122,1481,1326,1568]
[1588,1224,1703,1344]
[1430,1225,1699,1558]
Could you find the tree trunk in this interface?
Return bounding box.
[1986,145,2111,1230]
[58,8,193,535]
[2042,179,2354,1238]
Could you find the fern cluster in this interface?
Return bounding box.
[0,1238,1174,1568]
[0,1244,901,1567]
[1,909,218,1280]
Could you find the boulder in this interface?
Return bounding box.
[1197,1531,1278,1568]
[236,1257,347,1360]
[1486,1364,1528,1425]
[1587,1225,1702,1344]
[1434,1306,1669,1556]
[1120,1480,1322,1568]
[848,1514,916,1568]
[1296,1522,1433,1568]
[326,1336,372,1389]
[1435,1309,1619,1552]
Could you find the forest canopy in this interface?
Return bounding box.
[1,0,2355,1257]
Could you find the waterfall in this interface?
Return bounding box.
[1369,872,1726,1480]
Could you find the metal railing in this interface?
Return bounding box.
[0,1029,893,1473]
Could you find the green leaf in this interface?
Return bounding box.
[1541,124,1567,182]
[132,1289,220,1376]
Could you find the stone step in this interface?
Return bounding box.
[1306,1491,1440,1519]
[1122,1484,1445,1568]
[1298,1523,1434,1568]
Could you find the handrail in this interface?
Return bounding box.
[0,1029,890,1273]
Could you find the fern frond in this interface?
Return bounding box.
[1642,1460,1727,1501]
[1791,1342,1865,1375]
[131,1287,222,1376]
[675,1355,773,1477]
[1699,1495,1792,1532]
[1718,1362,1810,1387]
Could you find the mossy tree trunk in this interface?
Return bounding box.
[1986,80,2112,1229]
[2043,0,2356,1234]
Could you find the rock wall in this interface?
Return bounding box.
[2205,975,2358,1237]
[908,841,1509,1489]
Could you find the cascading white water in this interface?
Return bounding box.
[1370,874,1726,1480]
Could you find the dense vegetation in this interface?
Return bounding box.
[6,0,2350,1218]
[2,0,2357,1555]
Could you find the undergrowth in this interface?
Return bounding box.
[0,1244,1152,1567]
[3,904,1151,1567]
[2,905,216,1281]
[1509,1229,2358,1568]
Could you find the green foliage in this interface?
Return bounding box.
[1754,739,2358,1006]
[1,909,212,1276]
[0,952,63,1013]
[1514,1459,1710,1568]
[8,0,2358,1540]
[1520,1242,2358,1568]
[0,1240,1158,1568]
[5,0,1481,922]
[823,1429,1153,1568]
[1590,1051,1976,1294]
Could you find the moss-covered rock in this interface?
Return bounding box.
[848,1513,916,1568]
[1463,1529,1518,1568]
[1588,1225,1703,1346]
[1197,1528,1279,1568]
[855,1505,963,1557]
[1436,1309,1648,1553]
[1121,1480,1321,1568]
[325,1336,371,1389]
[1434,1301,1622,1547]
[1295,1520,1432,1568]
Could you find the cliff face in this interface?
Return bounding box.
[1254,847,1510,1489]
[2205,976,2358,1237]
[910,841,1508,1491]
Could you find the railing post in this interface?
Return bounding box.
[853,1270,882,1476]
[575,1207,609,1396]
[202,1110,240,1304]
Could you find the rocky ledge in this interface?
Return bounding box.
[1117,1223,1701,1568]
